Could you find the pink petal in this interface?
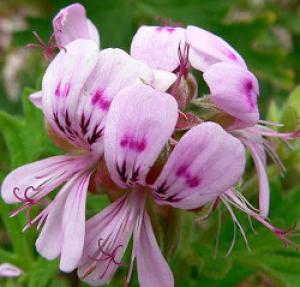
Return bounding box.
[186,25,247,71]
[29,91,42,109]
[203,62,259,129]
[42,39,99,149]
[53,3,100,46]
[1,154,93,203]
[43,43,153,150]
[60,172,91,272]
[152,69,177,92]
[136,211,174,287]
[36,172,91,272]
[153,122,246,209]
[78,191,145,286]
[104,83,178,188]
[35,186,69,260]
[243,139,269,217]
[76,48,154,150]
[131,25,186,71]
[87,20,100,46]
[0,263,22,277]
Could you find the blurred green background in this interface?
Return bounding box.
[1,0,300,286]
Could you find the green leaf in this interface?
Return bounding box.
[286,85,300,115]
[28,258,59,287]
[0,87,57,169]
[280,106,298,132]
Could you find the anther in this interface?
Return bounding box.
[26,31,66,62]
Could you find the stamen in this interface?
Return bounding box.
[223,190,300,250]
[11,186,40,227]
[170,42,190,98]
[83,238,125,280]
[222,198,250,256]
[26,31,66,62]
[213,206,222,259]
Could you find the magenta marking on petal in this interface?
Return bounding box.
[186,175,200,188]
[176,165,188,176]
[92,90,111,111]
[176,165,201,188]
[62,83,71,97]
[244,79,255,109]
[155,26,175,33]
[55,81,61,97]
[227,51,237,60]
[120,135,146,153]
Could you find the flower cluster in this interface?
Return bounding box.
[1,3,299,287]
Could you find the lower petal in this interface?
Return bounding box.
[1,154,92,204]
[60,172,91,272]
[78,191,145,285]
[136,211,174,287]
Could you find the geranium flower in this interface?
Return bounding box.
[1,38,169,272]
[78,83,245,286]
[130,23,299,236]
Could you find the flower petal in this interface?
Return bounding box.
[243,139,269,217]
[153,122,246,209]
[78,191,145,286]
[60,172,91,272]
[186,25,246,71]
[131,25,186,71]
[1,155,92,203]
[136,211,174,287]
[76,48,154,150]
[43,43,153,150]
[0,263,22,277]
[42,39,99,149]
[53,3,100,46]
[152,69,177,92]
[29,90,43,109]
[204,62,259,129]
[36,172,91,272]
[35,186,69,260]
[104,83,178,188]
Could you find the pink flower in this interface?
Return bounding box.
[1,39,167,273]
[131,25,259,129]
[29,2,100,108]
[130,23,300,242]
[0,263,22,278]
[78,83,245,286]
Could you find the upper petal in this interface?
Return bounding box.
[75,48,154,150]
[104,83,178,188]
[136,211,174,287]
[42,42,154,150]
[186,25,246,72]
[204,62,260,129]
[131,25,186,71]
[153,122,246,209]
[53,3,100,46]
[42,39,99,149]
